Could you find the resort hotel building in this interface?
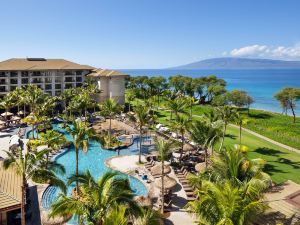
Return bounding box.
[0,58,128,104]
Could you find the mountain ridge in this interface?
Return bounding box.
[169,57,300,69]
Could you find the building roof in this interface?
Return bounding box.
[87,68,128,78]
[0,162,22,211]
[0,58,95,71]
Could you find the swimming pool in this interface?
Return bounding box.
[39,123,151,224]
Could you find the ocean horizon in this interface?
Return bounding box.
[121,69,300,115]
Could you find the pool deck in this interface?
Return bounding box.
[106,155,196,225]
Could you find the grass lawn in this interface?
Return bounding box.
[224,126,300,184]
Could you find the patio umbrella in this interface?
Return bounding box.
[1,112,13,117]
[195,162,206,173]
[183,144,195,152]
[151,163,171,176]
[11,116,21,121]
[155,175,177,189]
[17,110,24,115]
[0,120,6,125]
[134,196,152,207]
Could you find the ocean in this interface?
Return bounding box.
[121,69,300,115]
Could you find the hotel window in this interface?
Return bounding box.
[65,77,74,82]
[0,72,5,77]
[45,78,52,83]
[37,85,42,89]
[76,83,82,87]
[55,77,62,82]
[32,78,42,83]
[0,79,6,85]
[55,84,61,89]
[0,86,6,92]
[10,78,18,84]
[76,71,82,75]
[45,84,52,90]
[10,71,18,77]
[65,83,73,89]
[10,86,17,91]
[21,71,29,77]
[65,71,73,76]
[22,78,29,84]
[76,77,82,82]
[32,71,41,76]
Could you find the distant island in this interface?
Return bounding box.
[169,57,300,69]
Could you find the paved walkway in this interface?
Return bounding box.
[229,124,300,154]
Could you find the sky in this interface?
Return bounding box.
[0,0,300,69]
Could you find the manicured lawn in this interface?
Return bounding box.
[224,126,300,184]
[239,109,300,150]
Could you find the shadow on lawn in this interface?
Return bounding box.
[277,157,300,169]
[248,112,272,119]
[254,147,286,157]
[264,163,286,175]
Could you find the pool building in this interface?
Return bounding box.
[0,58,128,104]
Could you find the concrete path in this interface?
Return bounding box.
[229,124,300,154]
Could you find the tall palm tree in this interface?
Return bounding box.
[209,145,271,189]
[185,96,197,120]
[35,130,67,168]
[186,180,267,225]
[61,88,76,115]
[0,93,15,126]
[101,98,123,145]
[3,147,66,225]
[234,113,250,145]
[216,106,236,151]
[129,104,152,163]
[165,98,187,122]
[23,85,47,115]
[155,138,175,213]
[126,90,136,112]
[50,170,140,225]
[171,115,190,163]
[66,120,99,192]
[189,120,222,167]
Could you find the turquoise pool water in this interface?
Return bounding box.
[38,123,150,224]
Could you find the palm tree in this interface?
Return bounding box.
[155,138,175,213]
[189,120,222,167]
[126,91,136,112]
[133,208,161,225]
[66,120,99,192]
[165,98,187,122]
[129,104,152,163]
[35,130,67,168]
[216,106,236,151]
[209,145,271,189]
[22,114,48,139]
[23,85,47,115]
[185,96,197,120]
[61,88,76,115]
[234,113,250,145]
[3,147,66,225]
[50,170,140,225]
[101,98,123,145]
[0,93,15,126]
[186,180,267,225]
[171,115,190,163]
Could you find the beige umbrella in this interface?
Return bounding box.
[0,120,6,125]
[11,116,21,121]
[134,196,152,207]
[17,110,24,115]
[1,112,13,117]
[195,162,206,173]
[183,144,195,152]
[151,163,171,176]
[155,175,177,189]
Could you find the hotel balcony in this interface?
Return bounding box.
[32,79,43,84]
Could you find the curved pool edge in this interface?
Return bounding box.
[105,155,153,197]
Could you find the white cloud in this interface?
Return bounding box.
[229,43,300,60]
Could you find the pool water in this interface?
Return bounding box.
[38,123,151,224]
